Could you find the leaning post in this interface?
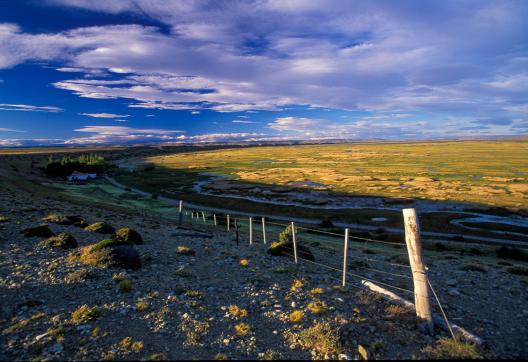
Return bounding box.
[291,222,298,264]
[403,208,434,335]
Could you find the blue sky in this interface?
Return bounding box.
[0,0,527,146]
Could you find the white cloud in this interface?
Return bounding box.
[0,128,26,132]
[232,120,256,124]
[79,112,130,118]
[0,103,63,112]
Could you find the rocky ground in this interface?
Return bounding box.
[0,183,527,360]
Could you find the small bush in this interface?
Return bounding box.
[496,246,528,261]
[84,222,115,234]
[506,266,528,276]
[43,232,78,249]
[92,238,133,252]
[460,263,487,273]
[0,215,10,223]
[298,321,342,359]
[310,287,325,295]
[307,300,327,314]
[239,258,250,267]
[228,305,248,318]
[22,224,54,238]
[136,300,150,312]
[289,310,304,323]
[177,245,195,255]
[71,305,99,324]
[291,278,305,292]
[113,227,143,244]
[423,337,482,359]
[234,322,250,336]
[119,279,133,293]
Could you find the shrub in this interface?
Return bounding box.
[291,278,305,292]
[298,321,342,359]
[177,245,195,255]
[423,337,482,359]
[43,232,78,249]
[289,310,304,323]
[234,322,250,336]
[460,263,487,273]
[239,258,250,267]
[71,305,99,324]
[307,300,327,314]
[91,238,133,252]
[310,287,325,295]
[228,305,248,318]
[0,216,10,223]
[496,246,528,261]
[506,266,528,276]
[22,224,54,238]
[119,279,133,293]
[113,227,143,244]
[84,222,115,234]
[136,300,150,312]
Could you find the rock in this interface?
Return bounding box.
[22,224,54,238]
[84,222,115,234]
[43,233,78,249]
[446,279,457,287]
[448,288,461,296]
[113,227,143,244]
[107,245,141,269]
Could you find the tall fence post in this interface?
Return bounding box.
[178,200,183,226]
[227,214,230,231]
[262,217,266,244]
[291,222,298,264]
[213,214,217,226]
[403,208,434,335]
[342,228,349,287]
[201,211,206,223]
[249,217,253,245]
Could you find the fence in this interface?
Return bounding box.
[161,201,479,342]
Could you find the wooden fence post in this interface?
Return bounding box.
[249,217,253,245]
[178,200,183,226]
[213,214,217,226]
[201,211,206,223]
[262,217,266,244]
[291,222,298,264]
[342,228,349,287]
[227,214,230,231]
[403,208,434,335]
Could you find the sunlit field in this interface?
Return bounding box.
[141,139,528,208]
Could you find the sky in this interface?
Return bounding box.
[0,0,527,147]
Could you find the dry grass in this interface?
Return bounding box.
[177,245,195,255]
[298,321,342,359]
[70,245,112,268]
[423,337,483,359]
[64,268,90,283]
[136,300,150,312]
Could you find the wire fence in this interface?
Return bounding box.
[135,200,456,339]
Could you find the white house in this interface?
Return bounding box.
[67,171,97,181]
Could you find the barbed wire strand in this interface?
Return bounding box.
[427,278,456,340]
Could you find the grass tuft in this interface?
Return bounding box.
[423,337,482,359]
[307,300,327,314]
[289,310,304,323]
[234,322,250,336]
[71,305,99,324]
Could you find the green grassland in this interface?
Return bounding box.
[137,139,528,208]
